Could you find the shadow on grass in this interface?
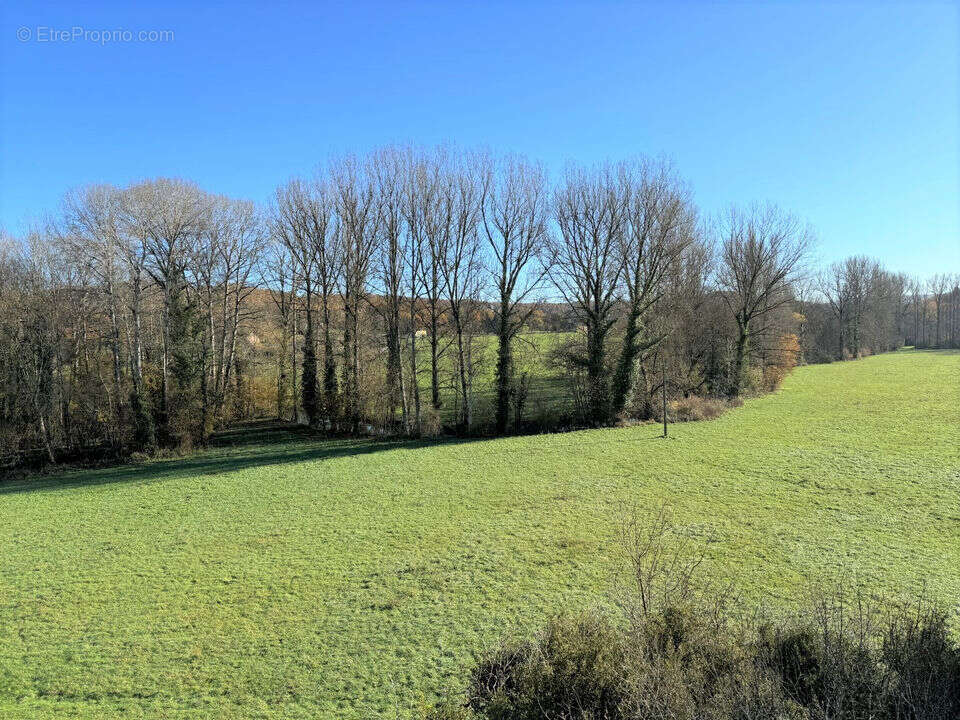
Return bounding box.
[0,420,481,497]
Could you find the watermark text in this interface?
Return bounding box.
[17,26,175,44]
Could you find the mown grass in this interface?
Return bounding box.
[1,349,958,719]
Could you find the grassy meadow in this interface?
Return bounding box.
[1,349,958,718]
[414,331,573,428]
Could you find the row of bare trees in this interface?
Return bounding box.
[814,259,959,362]
[908,273,960,350]
[267,150,812,433]
[268,148,559,436]
[1,145,954,467]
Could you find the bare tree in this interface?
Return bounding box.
[195,196,266,433]
[420,149,451,413]
[549,163,629,423]
[435,152,485,432]
[610,159,695,419]
[907,276,924,347]
[843,255,877,358]
[371,148,409,431]
[888,271,909,350]
[820,260,851,360]
[717,203,811,395]
[951,274,960,347]
[303,179,340,425]
[17,234,60,463]
[115,186,157,448]
[274,179,321,425]
[655,237,716,404]
[928,273,950,348]
[265,239,298,420]
[480,153,552,434]
[400,148,435,434]
[60,185,126,422]
[333,156,381,432]
[126,178,205,440]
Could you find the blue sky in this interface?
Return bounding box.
[1,1,958,276]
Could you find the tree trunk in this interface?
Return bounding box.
[494,306,513,435]
[838,315,846,360]
[429,298,441,410]
[200,340,210,444]
[586,319,608,424]
[301,285,318,425]
[160,283,171,439]
[37,412,55,464]
[290,306,298,423]
[610,303,642,419]
[277,299,288,420]
[386,310,405,431]
[320,295,337,427]
[408,298,422,436]
[106,281,123,419]
[453,312,471,432]
[350,295,361,432]
[731,318,749,397]
[341,289,355,431]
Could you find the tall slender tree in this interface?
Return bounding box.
[480,154,552,434]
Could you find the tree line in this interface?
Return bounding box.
[1,145,956,467]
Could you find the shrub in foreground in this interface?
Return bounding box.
[430,596,959,720]
[428,507,959,720]
[467,612,626,720]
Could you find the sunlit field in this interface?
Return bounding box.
[1,349,958,719]
[415,331,572,428]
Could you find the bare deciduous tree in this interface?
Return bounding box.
[400,148,437,434]
[274,179,321,425]
[333,156,381,432]
[60,186,126,421]
[928,273,950,347]
[717,203,811,395]
[372,148,409,430]
[610,159,696,418]
[126,178,206,438]
[435,152,485,432]
[820,260,851,360]
[480,154,552,433]
[420,149,451,413]
[265,239,298,420]
[195,196,266,435]
[549,163,629,423]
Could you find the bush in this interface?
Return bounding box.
[760,333,801,392]
[430,508,960,720]
[882,606,960,718]
[436,596,959,720]
[668,396,741,422]
[434,605,797,720]
[421,405,444,437]
[465,612,627,720]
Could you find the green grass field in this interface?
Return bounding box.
[415,331,573,427]
[1,349,958,719]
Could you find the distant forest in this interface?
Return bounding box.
[1,146,957,468]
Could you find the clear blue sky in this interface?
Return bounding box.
[2,1,958,276]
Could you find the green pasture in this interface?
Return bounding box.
[1,349,958,718]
